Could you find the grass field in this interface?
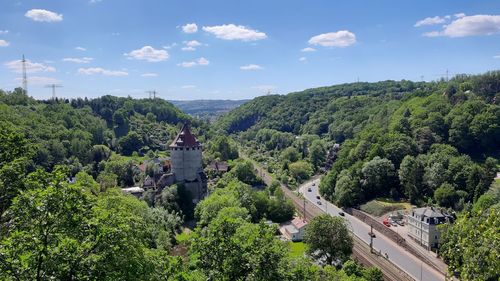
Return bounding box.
[288,241,307,258]
[360,199,411,217]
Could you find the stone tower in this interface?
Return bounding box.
[169,123,206,202]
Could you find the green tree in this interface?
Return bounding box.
[440,201,499,281]
[361,157,397,199]
[434,183,459,208]
[289,161,313,181]
[398,155,424,203]
[119,131,144,156]
[303,214,353,265]
[190,213,288,281]
[309,140,326,170]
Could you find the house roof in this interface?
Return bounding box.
[413,207,446,218]
[170,123,200,147]
[291,217,308,229]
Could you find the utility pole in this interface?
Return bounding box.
[22,55,28,95]
[445,69,449,82]
[45,84,62,100]
[303,196,306,221]
[369,224,373,253]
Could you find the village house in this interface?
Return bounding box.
[279,217,308,242]
[407,207,453,250]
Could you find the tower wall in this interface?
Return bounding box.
[170,146,202,182]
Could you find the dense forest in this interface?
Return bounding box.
[215,71,500,280]
[1,71,499,280]
[0,88,385,280]
[217,72,499,209]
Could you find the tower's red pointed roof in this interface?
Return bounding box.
[170,123,200,147]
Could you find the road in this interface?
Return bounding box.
[300,179,445,281]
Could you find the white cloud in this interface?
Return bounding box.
[163,43,177,49]
[78,67,128,76]
[240,64,262,71]
[16,76,61,85]
[424,15,500,37]
[0,40,9,47]
[455,13,466,18]
[197,57,209,65]
[25,9,63,22]
[185,40,202,47]
[182,23,198,33]
[0,30,8,34]
[181,85,196,89]
[89,0,102,3]
[308,30,356,47]
[178,57,209,68]
[141,73,158,77]
[62,57,93,63]
[202,24,267,41]
[5,59,56,73]
[181,40,203,51]
[299,57,307,62]
[494,55,500,59]
[414,16,447,27]
[301,47,316,52]
[75,46,87,51]
[124,46,169,62]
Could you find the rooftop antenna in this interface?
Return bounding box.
[22,54,28,95]
[45,84,62,100]
[146,90,157,99]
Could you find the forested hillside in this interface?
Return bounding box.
[169,99,248,120]
[217,72,500,208]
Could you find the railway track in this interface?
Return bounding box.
[243,155,415,281]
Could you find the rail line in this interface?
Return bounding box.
[243,154,415,281]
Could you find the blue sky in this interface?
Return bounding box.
[1,0,500,100]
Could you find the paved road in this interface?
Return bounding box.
[299,179,445,281]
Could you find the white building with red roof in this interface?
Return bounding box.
[279,217,308,241]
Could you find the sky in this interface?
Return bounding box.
[1,0,500,100]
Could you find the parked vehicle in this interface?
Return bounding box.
[307,188,312,192]
[338,212,345,216]
[317,201,322,205]
[316,195,320,199]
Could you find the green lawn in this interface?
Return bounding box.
[360,199,411,217]
[288,241,307,258]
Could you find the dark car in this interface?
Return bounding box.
[317,201,322,205]
[338,212,345,216]
[307,188,312,192]
[316,195,320,199]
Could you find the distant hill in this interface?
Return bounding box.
[169,99,249,119]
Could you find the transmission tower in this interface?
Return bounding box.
[22,54,28,95]
[45,84,63,100]
[146,90,157,99]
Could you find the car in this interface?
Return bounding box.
[338,212,345,216]
[368,232,376,238]
[312,183,316,186]
[316,195,320,199]
[317,201,322,205]
[307,188,312,192]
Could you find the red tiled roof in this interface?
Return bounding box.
[170,123,200,147]
[291,217,307,229]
